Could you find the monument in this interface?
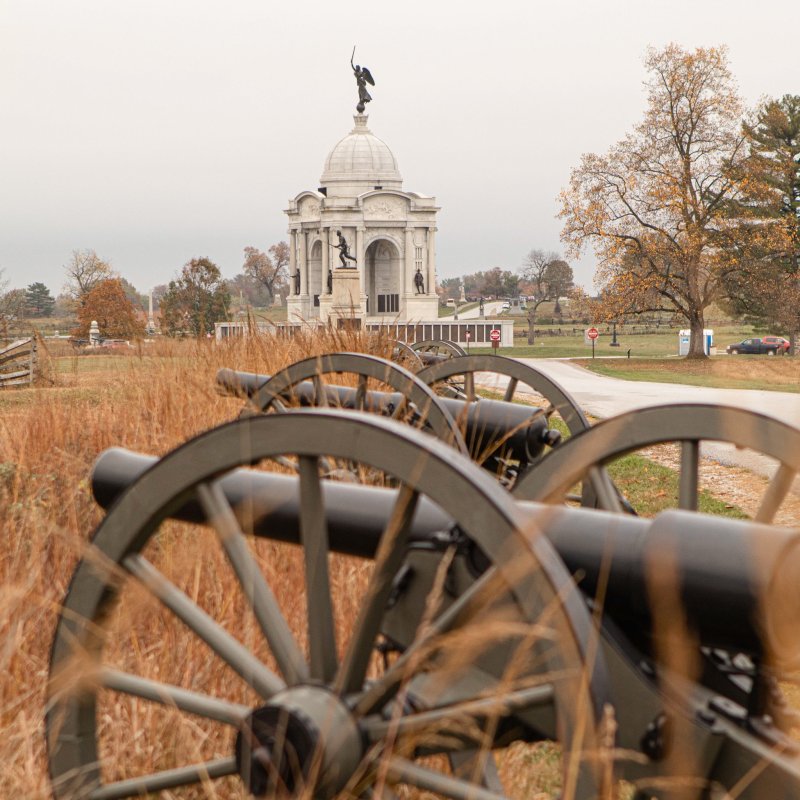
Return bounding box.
[285,56,439,326]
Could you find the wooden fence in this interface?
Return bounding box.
[0,336,37,387]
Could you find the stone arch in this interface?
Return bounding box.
[308,239,322,310]
[365,237,401,316]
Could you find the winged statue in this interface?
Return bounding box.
[351,48,375,114]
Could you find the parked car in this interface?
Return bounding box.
[726,337,783,355]
[762,335,790,354]
[501,301,510,310]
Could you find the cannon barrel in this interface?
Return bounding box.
[94,447,800,663]
[216,368,552,464]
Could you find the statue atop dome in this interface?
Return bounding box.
[351,47,375,114]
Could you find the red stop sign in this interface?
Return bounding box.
[490,329,501,342]
[586,327,599,340]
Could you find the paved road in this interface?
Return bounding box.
[482,358,800,480]
[439,300,504,320]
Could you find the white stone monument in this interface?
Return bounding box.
[285,114,439,324]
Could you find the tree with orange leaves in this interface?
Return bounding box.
[559,44,788,357]
[73,278,145,340]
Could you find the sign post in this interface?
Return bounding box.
[585,326,599,359]
[465,330,471,354]
[490,328,501,353]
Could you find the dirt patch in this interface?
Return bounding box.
[638,443,800,526]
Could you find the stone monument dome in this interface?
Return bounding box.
[286,112,438,325]
[320,115,402,196]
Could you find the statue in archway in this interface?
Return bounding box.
[333,230,357,268]
[327,269,333,294]
[351,48,375,114]
[414,269,425,294]
[294,270,300,295]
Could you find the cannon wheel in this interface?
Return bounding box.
[515,403,800,522]
[48,410,610,799]
[251,352,467,455]
[411,339,467,359]
[417,354,589,437]
[391,339,424,369]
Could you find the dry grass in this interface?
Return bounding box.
[0,330,404,797]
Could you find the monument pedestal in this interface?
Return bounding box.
[325,268,365,328]
[403,294,439,321]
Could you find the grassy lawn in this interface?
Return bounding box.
[470,324,754,359]
[577,356,800,393]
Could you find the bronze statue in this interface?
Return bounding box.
[294,270,300,295]
[351,48,375,114]
[327,268,333,294]
[414,269,425,294]
[333,230,357,268]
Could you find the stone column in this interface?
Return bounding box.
[298,230,308,295]
[356,227,366,299]
[322,228,330,293]
[289,230,297,295]
[404,227,414,297]
[427,227,436,296]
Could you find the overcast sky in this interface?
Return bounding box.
[1,0,798,296]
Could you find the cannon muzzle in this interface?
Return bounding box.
[93,447,800,665]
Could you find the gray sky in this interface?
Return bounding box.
[1,0,798,296]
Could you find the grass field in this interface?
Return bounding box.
[0,332,792,797]
[576,356,800,392]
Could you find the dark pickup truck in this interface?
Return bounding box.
[726,337,783,355]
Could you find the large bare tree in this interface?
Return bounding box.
[559,45,785,357]
[63,249,113,303]
[519,249,574,344]
[242,242,289,305]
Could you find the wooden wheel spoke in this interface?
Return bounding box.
[100,668,249,725]
[87,757,237,799]
[335,486,420,695]
[362,684,554,744]
[464,372,476,401]
[298,456,338,681]
[678,440,700,511]
[502,377,518,403]
[312,374,328,407]
[196,481,308,684]
[587,466,623,512]
[383,756,506,800]
[355,374,368,411]
[122,554,283,699]
[756,463,797,523]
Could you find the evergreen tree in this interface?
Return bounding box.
[721,95,800,346]
[25,282,55,317]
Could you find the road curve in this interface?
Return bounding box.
[492,358,800,480]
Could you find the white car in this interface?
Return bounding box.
[501,301,510,310]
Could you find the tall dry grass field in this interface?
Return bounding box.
[0,330,411,797]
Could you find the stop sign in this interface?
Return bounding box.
[490,329,501,342]
[586,327,599,340]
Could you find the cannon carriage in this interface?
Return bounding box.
[47,349,800,799]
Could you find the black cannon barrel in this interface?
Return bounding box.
[93,447,800,663]
[216,368,552,464]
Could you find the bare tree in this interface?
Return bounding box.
[519,249,574,344]
[63,249,113,303]
[0,269,27,335]
[242,242,290,305]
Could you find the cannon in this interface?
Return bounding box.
[216,353,570,477]
[48,408,800,799]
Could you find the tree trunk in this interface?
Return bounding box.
[686,312,707,359]
[527,308,535,345]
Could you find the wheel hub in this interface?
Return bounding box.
[235,686,363,798]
